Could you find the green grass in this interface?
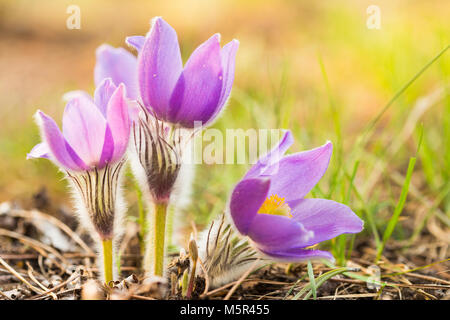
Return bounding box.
[376,156,416,261]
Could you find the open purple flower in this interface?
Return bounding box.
[27,79,132,283]
[28,79,130,171]
[229,131,363,262]
[128,17,239,128]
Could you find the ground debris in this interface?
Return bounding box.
[0,200,449,300]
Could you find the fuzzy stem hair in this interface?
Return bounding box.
[66,160,126,283]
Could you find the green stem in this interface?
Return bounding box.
[152,202,168,276]
[137,188,146,256]
[102,239,113,285]
[166,204,175,250]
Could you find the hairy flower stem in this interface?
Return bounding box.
[102,239,113,285]
[166,205,175,250]
[151,202,168,276]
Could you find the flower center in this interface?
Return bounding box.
[258,194,292,218]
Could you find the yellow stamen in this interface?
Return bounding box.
[258,194,292,218]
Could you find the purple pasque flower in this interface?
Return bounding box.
[28,79,131,242]
[27,80,132,282]
[28,79,131,171]
[128,17,239,128]
[229,131,363,262]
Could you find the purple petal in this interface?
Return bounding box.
[229,178,271,235]
[291,199,363,247]
[248,214,314,252]
[245,130,294,179]
[260,247,335,263]
[126,36,146,52]
[106,84,130,162]
[94,78,117,116]
[27,143,50,160]
[94,44,138,99]
[35,111,86,171]
[127,100,141,123]
[138,17,183,118]
[268,141,333,202]
[99,126,114,167]
[168,34,223,127]
[217,39,239,111]
[62,90,93,103]
[62,96,107,168]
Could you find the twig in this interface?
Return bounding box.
[399,275,437,300]
[27,271,81,300]
[0,289,12,300]
[0,256,44,295]
[202,280,236,297]
[26,262,58,300]
[10,209,94,255]
[130,294,156,300]
[0,228,67,265]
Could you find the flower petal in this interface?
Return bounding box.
[62,90,93,103]
[268,141,333,202]
[217,39,239,110]
[94,44,138,99]
[168,34,223,127]
[35,111,86,171]
[126,35,146,52]
[244,130,294,179]
[99,125,114,167]
[138,17,183,117]
[291,198,363,247]
[260,247,335,263]
[127,100,141,123]
[62,96,107,168]
[229,178,271,235]
[248,214,314,252]
[106,84,130,162]
[27,143,50,160]
[94,78,117,116]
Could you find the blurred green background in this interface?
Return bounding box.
[0,0,448,254]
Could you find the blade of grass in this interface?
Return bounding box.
[376,156,417,262]
[292,267,352,300]
[345,160,360,204]
[359,45,449,148]
[346,234,356,261]
[317,53,343,200]
[335,235,347,266]
[283,274,307,299]
[342,160,361,261]
[322,260,389,289]
[347,46,449,202]
[382,258,450,277]
[307,261,317,300]
[418,134,436,188]
[364,207,381,247]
